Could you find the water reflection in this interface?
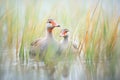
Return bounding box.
[0,49,120,80]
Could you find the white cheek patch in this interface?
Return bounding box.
[46,23,53,28]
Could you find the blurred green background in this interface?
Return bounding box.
[0,0,120,80]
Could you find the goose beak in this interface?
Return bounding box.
[56,24,60,27]
[53,23,60,27]
[59,32,64,37]
[51,21,60,27]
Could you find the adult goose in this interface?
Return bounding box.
[29,19,60,61]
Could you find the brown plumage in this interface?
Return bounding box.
[30,38,41,46]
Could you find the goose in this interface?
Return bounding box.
[56,28,71,77]
[57,28,70,55]
[29,19,60,60]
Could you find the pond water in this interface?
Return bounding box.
[0,49,120,80]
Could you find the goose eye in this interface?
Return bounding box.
[48,21,51,23]
[47,20,51,23]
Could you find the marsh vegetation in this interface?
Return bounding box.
[0,0,120,80]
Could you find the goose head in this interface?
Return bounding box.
[60,29,69,38]
[46,19,60,33]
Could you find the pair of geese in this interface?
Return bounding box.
[29,19,74,61]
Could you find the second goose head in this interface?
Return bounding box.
[60,29,69,38]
